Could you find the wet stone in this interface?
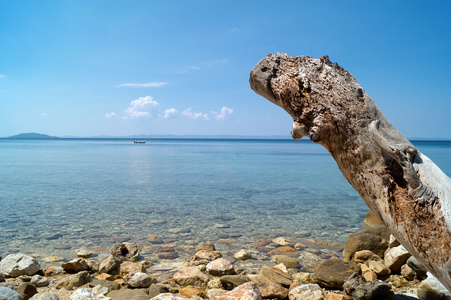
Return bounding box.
[158,252,179,259]
[75,249,93,258]
[53,245,71,250]
[148,236,164,244]
[159,246,176,252]
[149,219,167,225]
[43,234,63,240]
[253,239,272,248]
[216,239,234,244]
[195,242,216,252]
[168,227,191,234]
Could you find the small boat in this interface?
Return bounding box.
[134,140,146,144]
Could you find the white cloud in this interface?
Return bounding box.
[0,74,5,79]
[164,108,178,119]
[182,108,208,120]
[176,66,201,74]
[213,107,233,121]
[115,81,168,88]
[41,113,48,117]
[123,96,159,119]
[124,108,151,119]
[130,95,159,108]
[105,112,118,118]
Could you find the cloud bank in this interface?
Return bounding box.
[106,96,233,122]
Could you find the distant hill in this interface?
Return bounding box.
[9,133,59,139]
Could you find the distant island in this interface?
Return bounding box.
[9,133,59,139]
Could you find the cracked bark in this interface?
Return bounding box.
[250,53,451,291]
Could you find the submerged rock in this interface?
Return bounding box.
[234,249,252,260]
[75,249,93,258]
[272,237,294,246]
[363,210,384,229]
[190,250,222,266]
[195,242,216,252]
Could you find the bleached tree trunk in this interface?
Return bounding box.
[250,53,451,291]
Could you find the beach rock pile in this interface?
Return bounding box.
[0,211,450,299]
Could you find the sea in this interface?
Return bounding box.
[0,138,450,268]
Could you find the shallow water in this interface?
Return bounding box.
[0,138,449,265]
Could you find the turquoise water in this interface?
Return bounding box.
[0,138,450,263]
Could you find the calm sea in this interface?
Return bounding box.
[0,138,450,263]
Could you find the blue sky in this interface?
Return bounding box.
[1,1,450,138]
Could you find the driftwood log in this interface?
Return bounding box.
[250,53,451,291]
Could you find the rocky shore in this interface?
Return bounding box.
[0,211,450,300]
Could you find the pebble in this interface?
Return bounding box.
[31,274,50,287]
[168,227,191,234]
[272,237,294,246]
[75,249,93,258]
[234,249,252,260]
[288,284,324,300]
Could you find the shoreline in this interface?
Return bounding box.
[1,212,441,300]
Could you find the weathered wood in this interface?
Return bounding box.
[250,53,451,291]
